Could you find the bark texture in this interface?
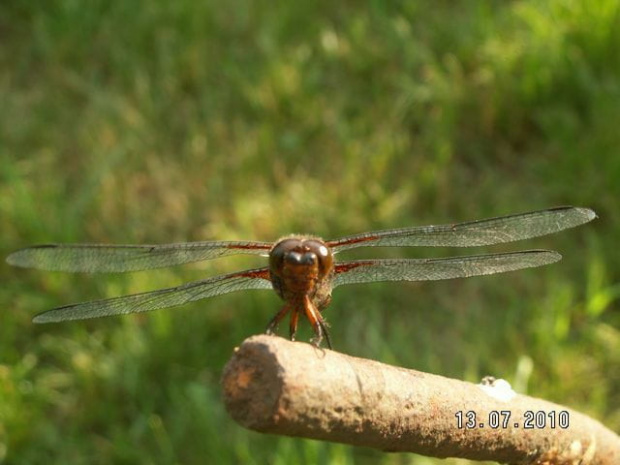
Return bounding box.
[221,335,620,464]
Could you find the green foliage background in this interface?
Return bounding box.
[1,0,619,463]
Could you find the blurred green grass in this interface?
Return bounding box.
[1,0,619,463]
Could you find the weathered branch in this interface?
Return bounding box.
[221,335,620,464]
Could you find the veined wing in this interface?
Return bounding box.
[332,250,561,287]
[32,267,272,323]
[328,206,595,253]
[6,241,273,272]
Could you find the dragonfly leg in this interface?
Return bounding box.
[266,304,290,335]
[289,307,299,341]
[303,296,332,349]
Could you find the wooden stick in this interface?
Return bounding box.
[221,335,620,464]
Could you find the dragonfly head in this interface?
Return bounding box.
[269,236,334,298]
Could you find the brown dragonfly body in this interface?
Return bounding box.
[7,206,596,348]
[268,236,335,346]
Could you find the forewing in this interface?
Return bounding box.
[328,206,595,252]
[6,241,272,272]
[33,267,272,323]
[332,250,561,287]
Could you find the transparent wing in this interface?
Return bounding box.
[332,250,561,287]
[33,267,272,323]
[6,241,273,273]
[328,206,595,253]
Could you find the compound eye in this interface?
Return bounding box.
[304,240,334,275]
[269,238,302,272]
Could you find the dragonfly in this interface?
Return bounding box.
[7,206,595,348]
